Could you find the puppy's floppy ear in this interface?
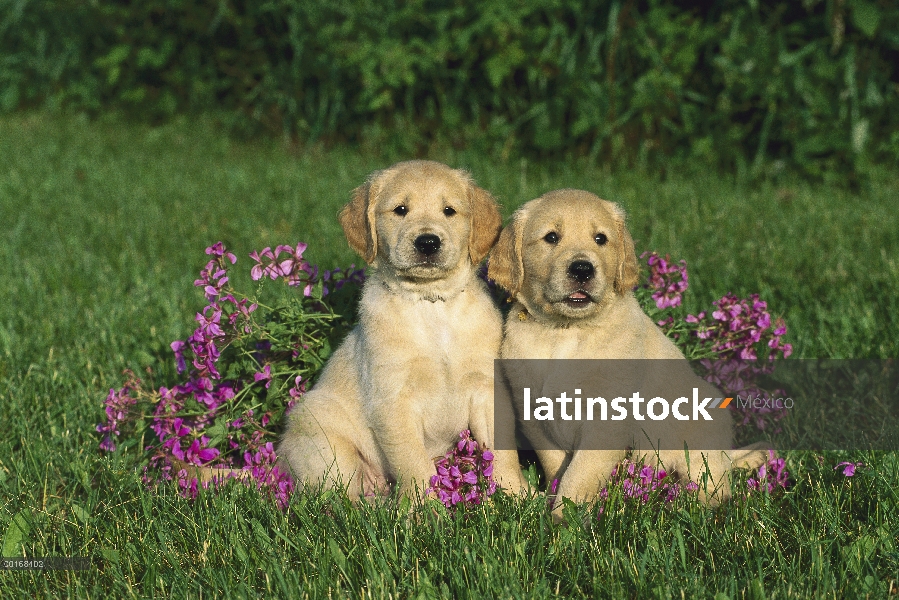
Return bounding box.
[488,208,526,297]
[606,201,639,294]
[339,173,381,264]
[467,182,502,264]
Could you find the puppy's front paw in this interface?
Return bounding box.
[731,442,775,471]
[495,471,532,497]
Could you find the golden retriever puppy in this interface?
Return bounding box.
[488,189,768,516]
[278,160,527,500]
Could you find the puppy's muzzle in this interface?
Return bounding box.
[567,260,594,283]
[414,234,441,256]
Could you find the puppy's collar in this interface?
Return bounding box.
[378,279,460,303]
[512,303,573,329]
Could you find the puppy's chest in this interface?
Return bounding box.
[504,323,601,359]
[406,300,457,352]
[371,292,496,358]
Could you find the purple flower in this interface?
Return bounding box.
[176,470,200,499]
[835,461,863,477]
[240,442,295,508]
[183,304,231,380]
[747,451,790,493]
[170,340,187,374]
[194,249,232,301]
[196,305,225,338]
[184,436,220,465]
[680,289,793,432]
[249,248,276,281]
[254,364,272,388]
[288,375,305,399]
[595,458,700,517]
[279,243,309,285]
[642,252,689,310]
[96,381,139,452]
[426,430,496,511]
[220,295,257,334]
[249,243,312,289]
[206,242,237,265]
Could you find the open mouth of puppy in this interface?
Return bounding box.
[561,290,594,307]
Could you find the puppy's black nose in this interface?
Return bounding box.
[568,260,594,283]
[414,234,441,256]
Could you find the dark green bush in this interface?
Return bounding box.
[2,0,897,179]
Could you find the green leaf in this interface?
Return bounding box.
[317,339,332,361]
[674,526,687,571]
[2,509,31,556]
[95,44,130,68]
[484,43,525,88]
[71,503,90,525]
[559,496,579,524]
[205,421,227,448]
[328,538,347,572]
[100,548,120,564]
[850,0,880,38]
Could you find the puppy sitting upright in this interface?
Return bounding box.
[488,189,768,515]
[279,160,526,499]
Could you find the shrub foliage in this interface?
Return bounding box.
[2,0,898,178]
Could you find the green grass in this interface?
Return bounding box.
[0,111,897,597]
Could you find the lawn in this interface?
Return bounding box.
[1,111,897,597]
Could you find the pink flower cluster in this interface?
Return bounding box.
[240,442,295,508]
[149,377,236,464]
[596,459,700,515]
[747,450,790,493]
[195,242,237,300]
[185,246,258,379]
[100,241,360,509]
[427,430,497,509]
[595,451,790,516]
[640,252,794,431]
[250,244,312,290]
[185,296,258,380]
[249,244,366,299]
[689,293,792,361]
[140,370,288,504]
[170,441,296,509]
[642,252,689,309]
[96,373,139,452]
[690,295,793,429]
[287,375,306,412]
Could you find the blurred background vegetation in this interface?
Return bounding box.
[2,0,897,182]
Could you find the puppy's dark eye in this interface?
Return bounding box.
[544,231,560,244]
[393,205,408,216]
[443,206,456,217]
[595,233,608,246]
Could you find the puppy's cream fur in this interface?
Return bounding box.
[278,160,526,498]
[489,189,768,515]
